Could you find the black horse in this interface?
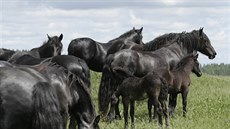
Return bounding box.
[0,61,100,129]
[68,27,143,72]
[0,62,64,129]
[98,28,217,119]
[34,62,100,129]
[7,34,63,63]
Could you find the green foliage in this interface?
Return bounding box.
[202,63,230,76]
[89,72,230,129]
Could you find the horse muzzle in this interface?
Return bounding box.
[196,72,202,77]
[208,52,216,59]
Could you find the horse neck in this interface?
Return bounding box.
[143,33,179,51]
[101,41,114,50]
[74,80,96,126]
[180,32,200,53]
[177,61,194,76]
[109,31,137,44]
[37,44,54,58]
[165,42,189,59]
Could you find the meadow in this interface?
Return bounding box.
[90,72,230,129]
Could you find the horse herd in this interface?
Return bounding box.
[0,27,216,129]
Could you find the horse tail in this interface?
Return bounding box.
[98,66,129,116]
[98,64,112,116]
[32,82,63,129]
[159,78,168,101]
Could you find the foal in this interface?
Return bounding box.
[168,53,202,117]
[110,71,168,129]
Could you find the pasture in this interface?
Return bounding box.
[90,72,230,129]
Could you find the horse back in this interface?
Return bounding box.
[68,38,97,59]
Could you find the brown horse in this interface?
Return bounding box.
[168,53,202,117]
[110,71,168,128]
[152,53,202,118]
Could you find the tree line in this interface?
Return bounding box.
[201,63,230,76]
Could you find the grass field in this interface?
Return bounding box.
[90,72,230,129]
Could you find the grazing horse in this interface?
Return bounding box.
[7,34,63,63]
[98,28,216,119]
[168,53,202,117]
[110,71,168,128]
[34,62,100,129]
[0,61,100,129]
[68,27,143,72]
[0,63,64,129]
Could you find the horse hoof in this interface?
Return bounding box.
[115,115,122,120]
[106,116,115,122]
[131,124,135,129]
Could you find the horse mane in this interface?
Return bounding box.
[143,33,180,51]
[143,29,200,52]
[108,29,136,43]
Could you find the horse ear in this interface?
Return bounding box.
[195,53,199,59]
[139,27,143,33]
[192,51,197,56]
[199,27,204,36]
[47,34,51,40]
[95,115,100,124]
[59,34,63,41]
[67,72,75,86]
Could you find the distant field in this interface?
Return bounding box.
[90,72,230,129]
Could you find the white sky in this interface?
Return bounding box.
[0,0,229,64]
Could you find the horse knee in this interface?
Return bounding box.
[111,94,119,105]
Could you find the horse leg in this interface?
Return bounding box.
[182,88,189,117]
[168,93,178,117]
[60,107,68,129]
[122,97,129,129]
[161,100,169,127]
[108,93,119,121]
[115,98,121,120]
[148,99,153,122]
[69,115,77,129]
[151,95,163,127]
[130,100,135,129]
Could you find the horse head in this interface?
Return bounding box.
[197,27,216,59]
[68,73,100,129]
[191,53,202,77]
[131,27,144,45]
[46,33,63,56]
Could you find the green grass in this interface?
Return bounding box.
[90,71,230,129]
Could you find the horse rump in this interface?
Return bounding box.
[32,82,63,129]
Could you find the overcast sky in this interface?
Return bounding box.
[0,0,229,64]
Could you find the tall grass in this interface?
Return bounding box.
[90,72,230,129]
